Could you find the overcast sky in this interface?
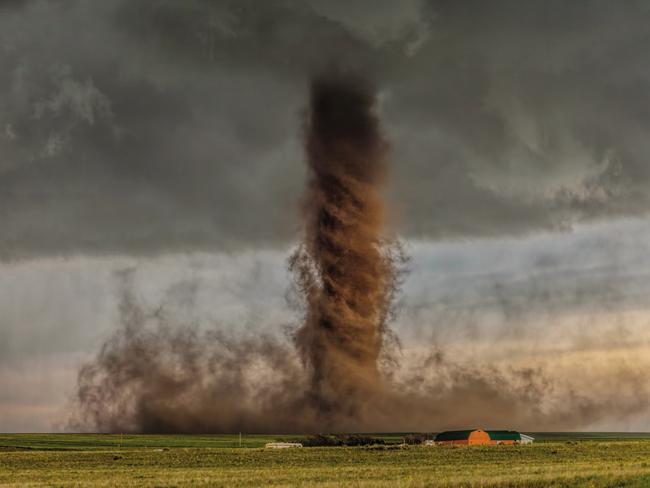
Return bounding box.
[3,0,650,432]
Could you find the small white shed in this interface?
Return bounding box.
[265,442,303,449]
[519,434,535,444]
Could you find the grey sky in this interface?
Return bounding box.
[2,1,650,256]
[2,0,650,431]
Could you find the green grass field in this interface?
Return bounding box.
[2,434,650,487]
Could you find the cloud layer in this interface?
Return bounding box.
[2,1,650,257]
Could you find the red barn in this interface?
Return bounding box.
[434,429,533,445]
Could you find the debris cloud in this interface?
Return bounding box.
[70,73,650,434]
[72,72,400,433]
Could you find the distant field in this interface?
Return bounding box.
[2,434,650,487]
[2,432,650,450]
[0,433,305,450]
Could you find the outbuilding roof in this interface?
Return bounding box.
[434,430,478,441]
[486,430,522,441]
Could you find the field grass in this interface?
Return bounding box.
[2,434,650,487]
[0,433,306,450]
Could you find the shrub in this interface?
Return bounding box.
[301,434,385,447]
[336,434,384,446]
[404,434,433,445]
[301,435,342,447]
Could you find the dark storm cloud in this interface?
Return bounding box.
[0,1,313,258]
[386,0,650,238]
[2,0,650,257]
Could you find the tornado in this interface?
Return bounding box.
[70,74,650,434]
[290,73,398,422]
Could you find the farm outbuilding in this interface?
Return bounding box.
[264,442,303,449]
[434,430,534,445]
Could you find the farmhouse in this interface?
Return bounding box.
[434,429,534,445]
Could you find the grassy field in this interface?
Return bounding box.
[2,434,650,487]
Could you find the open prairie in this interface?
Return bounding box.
[2,434,650,487]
